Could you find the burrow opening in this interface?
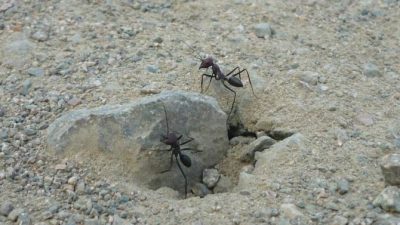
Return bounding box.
[175,115,295,199]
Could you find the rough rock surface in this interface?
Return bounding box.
[47,91,229,192]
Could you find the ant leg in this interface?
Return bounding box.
[180,137,194,146]
[231,68,257,97]
[160,152,174,173]
[201,74,214,93]
[226,66,241,80]
[240,69,257,98]
[175,155,188,198]
[221,80,237,118]
[181,148,202,153]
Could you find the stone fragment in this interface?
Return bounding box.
[373,186,400,213]
[380,154,400,186]
[240,136,276,162]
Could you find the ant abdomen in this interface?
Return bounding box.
[228,76,244,88]
[180,153,192,167]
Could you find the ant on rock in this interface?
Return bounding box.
[185,42,257,118]
[159,102,201,198]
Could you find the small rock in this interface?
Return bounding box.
[140,83,161,95]
[335,129,349,146]
[363,63,381,77]
[297,71,319,85]
[213,175,233,193]
[240,136,276,162]
[27,67,45,77]
[191,182,211,198]
[254,23,274,38]
[24,128,37,136]
[280,204,304,220]
[337,179,350,195]
[67,97,81,107]
[356,112,374,126]
[55,163,67,170]
[8,208,24,222]
[202,168,220,188]
[331,215,348,225]
[21,79,32,96]
[380,154,400,186]
[146,65,159,73]
[76,181,86,194]
[18,212,31,225]
[374,214,400,225]
[68,176,78,186]
[0,201,14,216]
[0,106,5,117]
[153,37,163,44]
[373,186,400,213]
[31,30,49,41]
[84,218,100,225]
[229,136,256,145]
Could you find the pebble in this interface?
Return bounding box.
[363,63,381,77]
[68,176,78,186]
[140,83,161,95]
[27,67,45,77]
[356,112,374,126]
[254,23,274,38]
[8,208,24,222]
[240,136,276,162]
[297,71,319,85]
[67,97,81,106]
[18,212,32,225]
[373,186,400,213]
[202,168,220,188]
[280,204,304,220]
[146,65,159,73]
[0,106,5,117]
[21,79,32,96]
[191,182,211,198]
[24,128,37,136]
[0,201,14,216]
[380,153,400,186]
[213,175,233,193]
[337,178,350,195]
[331,215,348,225]
[229,136,256,145]
[31,30,49,42]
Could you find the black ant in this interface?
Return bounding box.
[159,103,200,198]
[184,42,256,118]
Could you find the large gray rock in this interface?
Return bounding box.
[47,91,229,194]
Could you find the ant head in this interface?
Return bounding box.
[199,56,214,69]
[161,133,177,145]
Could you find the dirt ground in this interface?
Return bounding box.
[0,0,399,224]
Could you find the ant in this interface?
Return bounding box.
[159,103,200,198]
[184,42,256,118]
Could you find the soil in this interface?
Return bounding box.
[0,0,399,224]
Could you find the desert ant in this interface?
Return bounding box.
[159,102,201,198]
[184,42,256,118]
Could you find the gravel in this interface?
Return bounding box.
[0,0,398,224]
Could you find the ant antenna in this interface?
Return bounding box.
[182,40,204,61]
[161,103,169,134]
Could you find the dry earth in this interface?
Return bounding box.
[0,0,399,224]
